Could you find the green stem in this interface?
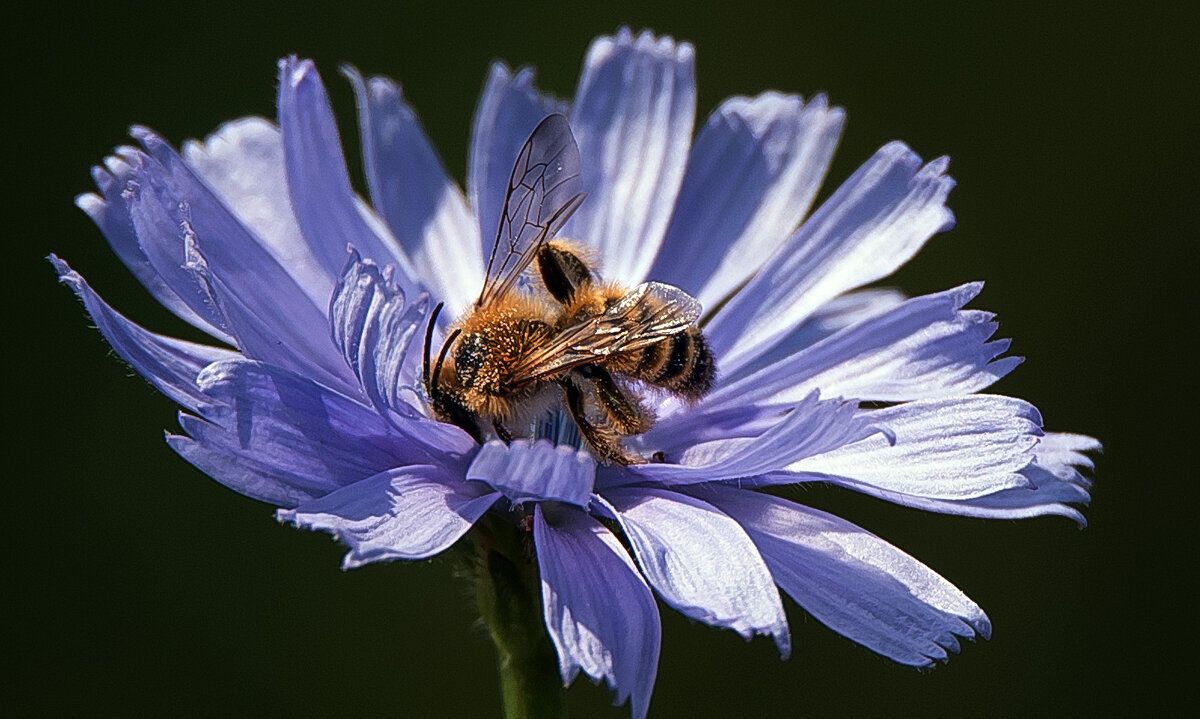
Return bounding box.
[469,515,565,719]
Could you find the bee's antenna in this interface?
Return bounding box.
[423,302,445,393]
[431,329,461,397]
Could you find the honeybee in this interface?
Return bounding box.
[423,114,714,465]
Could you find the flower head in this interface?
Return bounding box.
[56,28,1096,719]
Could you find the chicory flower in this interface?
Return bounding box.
[55,28,1096,719]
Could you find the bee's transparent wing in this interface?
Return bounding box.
[477,114,585,308]
[507,282,702,386]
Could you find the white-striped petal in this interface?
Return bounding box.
[706,142,956,374]
[701,485,989,665]
[534,506,660,719]
[345,68,483,313]
[182,117,336,311]
[601,488,790,655]
[649,92,844,306]
[565,28,695,284]
[788,395,1041,500]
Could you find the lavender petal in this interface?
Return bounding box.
[278,57,420,292]
[706,143,956,374]
[345,67,483,312]
[52,256,235,412]
[565,28,695,284]
[701,485,990,666]
[601,487,790,656]
[650,92,844,306]
[468,62,564,275]
[534,505,660,719]
[279,465,499,568]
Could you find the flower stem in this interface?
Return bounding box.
[469,515,565,719]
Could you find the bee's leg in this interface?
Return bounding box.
[536,242,592,305]
[558,376,642,465]
[492,419,513,444]
[577,364,652,435]
[435,393,486,445]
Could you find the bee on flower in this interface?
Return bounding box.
[55,28,1096,719]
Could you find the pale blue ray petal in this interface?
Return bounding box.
[467,440,595,507]
[279,466,499,568]
[329,249,430,418]
[1036,432,1102,474]
[469,62,564,272]
[650,92,844,305]
[52,256,236,412]
[696,284,1019,415]
[345,67,483,313]
[790,466,1089,525]
[601,488,790,655]
[565,28,696,284]
[278,57,420,291]
[178,359,472,499]
[745,287,907,363]
[167,433,323,508]
[99,145,241,344]
[706,143,956,374]
[182,117,335,310]
[631,392,879,483]
[699,485,989,665]
[534,505,660,719]
[173,415,343,501]
[76,156,235,343]
[788,395,1042,500]
[125,127,361,397]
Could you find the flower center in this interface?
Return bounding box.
[532,409,583,450]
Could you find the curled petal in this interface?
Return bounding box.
[52,256,235,412]
[700,485,989,665]
[467,440,595,507]
[601,488,790,656]
[279,466,499,568]
[329,249,429,417]
[534,505,660,719]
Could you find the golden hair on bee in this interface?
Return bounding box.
[423,114,715,464]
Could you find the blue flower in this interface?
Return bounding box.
[55,29,1096,719]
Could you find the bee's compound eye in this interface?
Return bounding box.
[455,333,488,385]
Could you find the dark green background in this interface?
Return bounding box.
[12,2,1194,716]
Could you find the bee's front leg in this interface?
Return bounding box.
[492,420,513,444]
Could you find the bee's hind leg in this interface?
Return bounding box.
[577,364,652,435]
[558,376,643,466]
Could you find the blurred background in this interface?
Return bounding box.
[11,2,1194,716]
